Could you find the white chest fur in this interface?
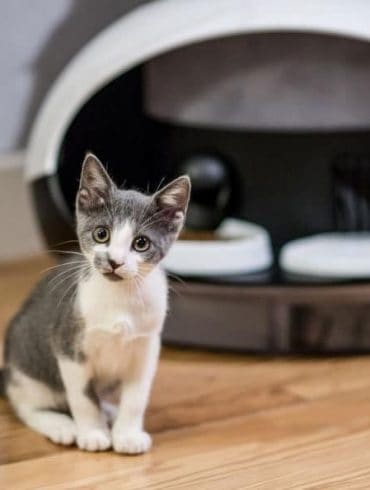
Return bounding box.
[77,267,167,382]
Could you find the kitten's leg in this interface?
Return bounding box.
[6,368,76,445]
[17,410,76,446]
[58,358,111,451]
[112,334,160,454]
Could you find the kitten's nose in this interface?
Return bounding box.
[108,258,124,270]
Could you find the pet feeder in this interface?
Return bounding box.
[26,0,370,353]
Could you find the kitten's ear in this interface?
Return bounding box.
[77,153,115,211]
[154,175,191,227]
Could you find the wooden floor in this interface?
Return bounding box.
[2,258,370,489]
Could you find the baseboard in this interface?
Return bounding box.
[0,152,44,262]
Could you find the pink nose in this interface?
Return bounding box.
[108,258,124,270]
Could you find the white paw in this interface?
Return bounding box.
[47,421,76,446]
[77,428,112,452]
[113,429,152,454]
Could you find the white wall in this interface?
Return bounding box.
[0,153,43,261]
[0,0,150,152]
[0,1,73,151]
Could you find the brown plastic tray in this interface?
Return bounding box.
[164,281,370,354]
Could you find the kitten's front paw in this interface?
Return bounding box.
[77,428,112,452]
[113,429,152,454]
[47,421,76,446]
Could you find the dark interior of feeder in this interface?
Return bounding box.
[48,33,370,282]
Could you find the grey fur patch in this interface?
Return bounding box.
[53,309,87,362]
[4,259,90,393]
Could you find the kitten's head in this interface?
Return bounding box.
[76,153,191,281]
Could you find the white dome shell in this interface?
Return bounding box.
[26,0,370,181]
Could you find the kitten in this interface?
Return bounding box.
[0,153,190,454]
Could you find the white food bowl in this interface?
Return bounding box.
[280,232,370,280]
[163,218,273,277]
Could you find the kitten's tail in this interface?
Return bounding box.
[0,369,5,397]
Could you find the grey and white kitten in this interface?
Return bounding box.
[1,153,190,454]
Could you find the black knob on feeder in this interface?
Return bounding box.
[179,155,232,231]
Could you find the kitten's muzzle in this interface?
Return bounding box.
[103,271,124,282]
[103,258,128,281]
[108,258,124,270]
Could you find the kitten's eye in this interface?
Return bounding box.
[133,235,150,252]
[93,226,110,243]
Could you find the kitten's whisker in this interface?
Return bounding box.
[138,194,156,226]
[139,207,173,230]
[48,264,85,285]
[56,261,91,308]
[57,271,82,308]
[140,217,165,232]
[49,273,83,296]
[166,272,186,286]
[139,205,164,225]
[167,283,185,299]
[48,264,87,292]
[40,260,83,276]
[166,271,187,298]
[139,209,163,229]
[52,239,79,248]
[132,276,145,309]
[154,177,166,194]
[47,261,86,279]
[46,249,85,257]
